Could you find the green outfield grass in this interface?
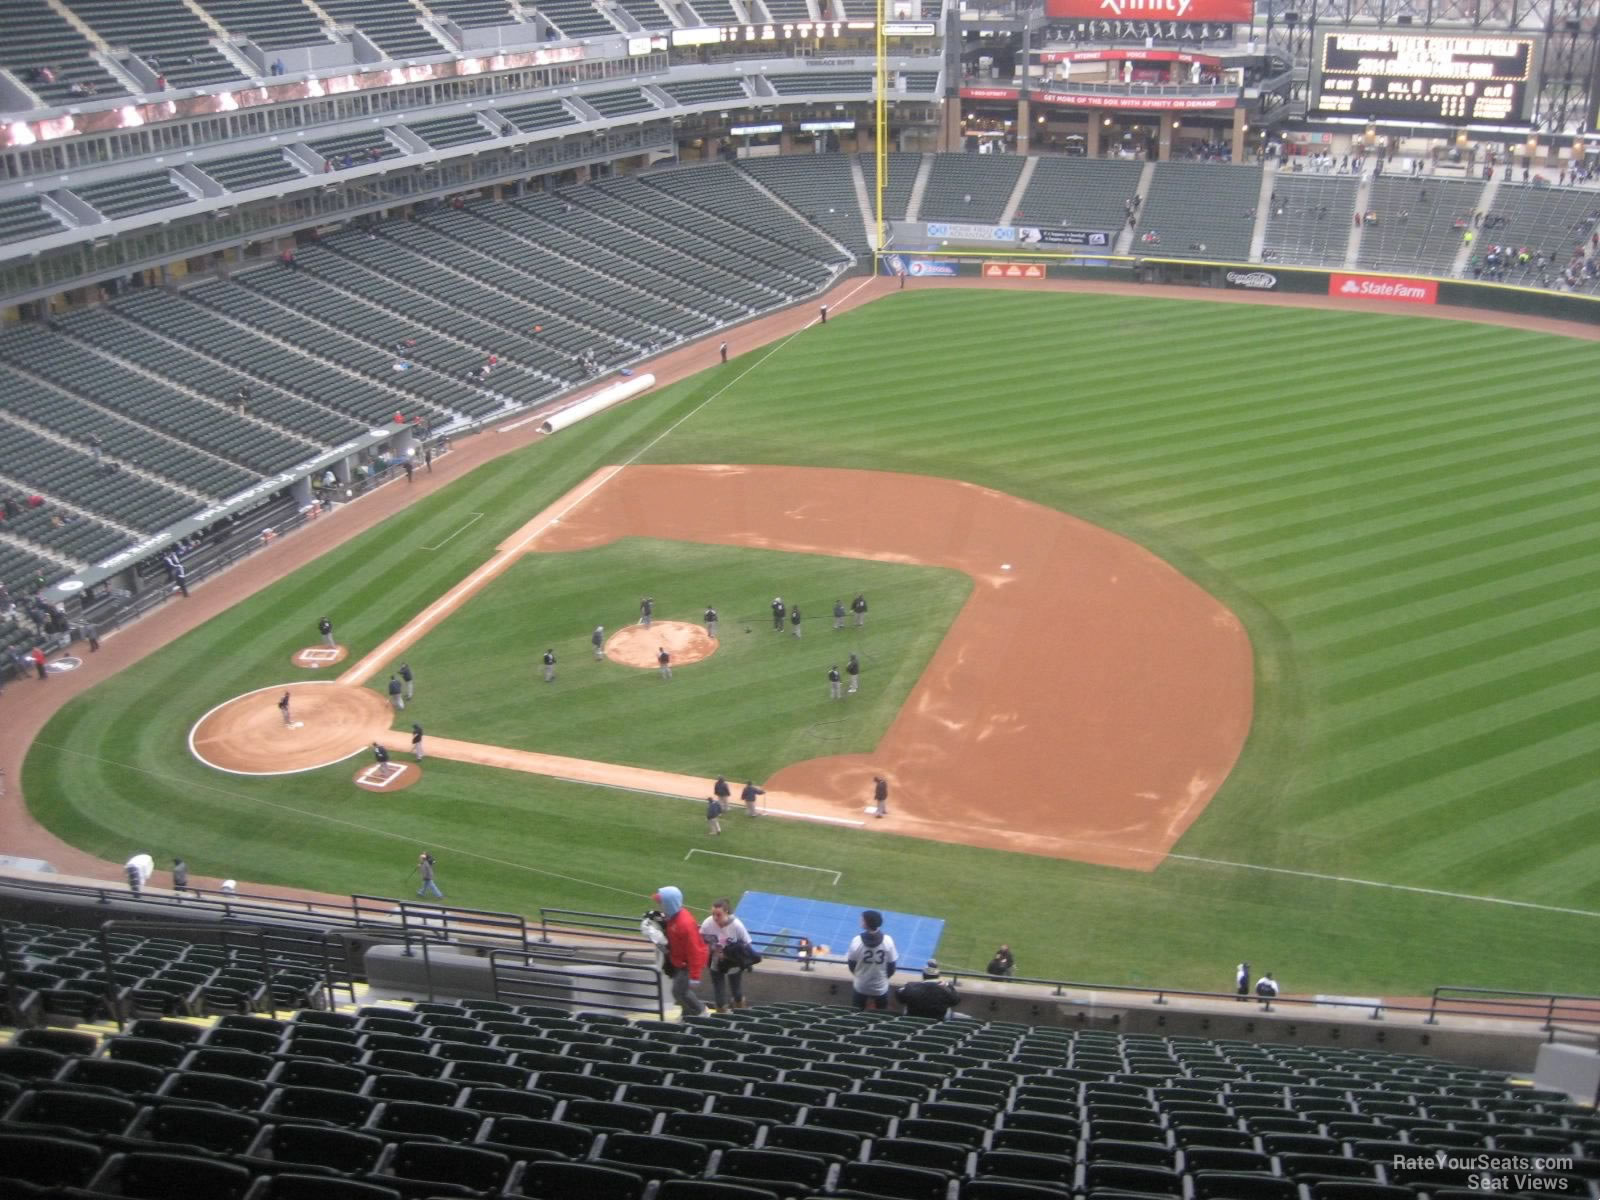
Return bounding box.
[402,540,969,779]
[24,289,1600,995]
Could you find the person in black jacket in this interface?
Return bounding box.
[319,616,334,647]
[895,960,960,1020]
[741,781,765,817]
[771,596,786,632]
[846,653,860,694]
[851,593,867,627]
[873,775,888,818]
[542,649,556,683]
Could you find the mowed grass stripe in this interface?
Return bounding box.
[1114,402,1600,527]
[1270,522,1596,624]
[1322,587,1599,693]
[1313,564,1600,662]
[1237,488,1599,595]
[1318,640,1600,752]
[1206,452,1600,562]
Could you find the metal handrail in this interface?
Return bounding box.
[488,945,667,1019]
[1428,986,1600,1030]
[537,907,813,961]
[351,894,530,951]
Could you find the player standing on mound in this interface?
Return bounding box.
[278,691,292,726]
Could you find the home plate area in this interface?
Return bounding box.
[354,762,420,792]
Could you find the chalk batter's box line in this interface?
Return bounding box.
[420,511,484,552]
[684,848,841,886]
[357,764,407,788]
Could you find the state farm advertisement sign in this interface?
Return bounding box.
[1045,0,1255,23]
[1329,273,1438,305]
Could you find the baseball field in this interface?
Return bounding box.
[21,286,1600,996]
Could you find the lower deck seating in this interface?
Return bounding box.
[2,981,1593,1200]
[1137,162,1263,261]
[1261,174,1358,266]
[918,151,1026,223]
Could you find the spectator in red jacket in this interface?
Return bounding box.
[653,886,708,1017]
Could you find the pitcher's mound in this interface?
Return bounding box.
[607,620,717,669]
[292,645,348,669]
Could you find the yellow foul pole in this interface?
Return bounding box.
[874,0,888,266]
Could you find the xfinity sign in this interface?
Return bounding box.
[1045,0,1255,22]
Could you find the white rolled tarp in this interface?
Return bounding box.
[540,373,656,434]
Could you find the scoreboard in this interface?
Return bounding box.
[1315,33,1535,124]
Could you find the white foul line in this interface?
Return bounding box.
[685,848,841,885]
[419,511,484,551]
[340,280,875,690]
[1166,852,1600,919]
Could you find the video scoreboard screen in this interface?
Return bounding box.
[1315,33,1535,124]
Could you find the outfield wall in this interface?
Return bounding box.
[880,251,1600,325]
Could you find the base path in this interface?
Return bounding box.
[536,465,1254,870]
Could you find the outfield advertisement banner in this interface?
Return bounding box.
[926,222,1018,243]
[1329,273,1438,305]
[1020,227,1112,247]
[983,262,1048,280]
[880,256,958,277]
[1224,270,1278,291]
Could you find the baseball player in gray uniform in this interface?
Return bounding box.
[833,600,846,630]
[592,625,605,660]
[542,649,556,682]
[828,664,842,700]
[658,647,672,679]
[640,597,654,628]
[705,605,718,638]
[846,652,860,694]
